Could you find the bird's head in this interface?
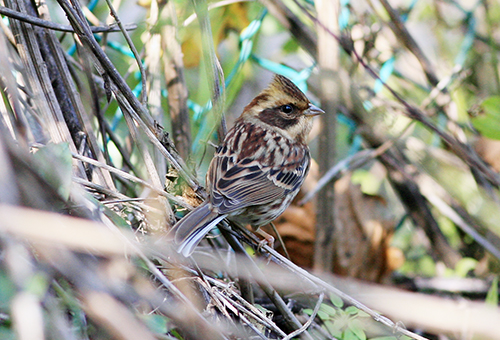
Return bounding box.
[242,75,324,143]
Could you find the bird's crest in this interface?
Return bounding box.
[267,75,309,105]
[243,75,310,114]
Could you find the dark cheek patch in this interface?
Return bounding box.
[258,108,299,130]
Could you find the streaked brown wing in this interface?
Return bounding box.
[207,126,310,215]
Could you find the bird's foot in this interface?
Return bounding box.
[256,229,275,253]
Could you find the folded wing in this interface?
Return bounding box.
[208,128,310,215]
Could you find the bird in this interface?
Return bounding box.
[173,74,324,256]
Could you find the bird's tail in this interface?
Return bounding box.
[173,202,227,257]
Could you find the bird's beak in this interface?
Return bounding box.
[304,103,325,116]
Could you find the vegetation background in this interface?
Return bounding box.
[1,0,500,339]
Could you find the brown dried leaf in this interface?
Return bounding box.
[274,170,403,282]
[332,175,400,282]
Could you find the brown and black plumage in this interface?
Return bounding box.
[173,75,324,256]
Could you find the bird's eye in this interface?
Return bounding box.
[281,105,294,114]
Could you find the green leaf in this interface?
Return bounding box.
[417,255,436,277]
[32,142,72,200]
[330,293,344,308]
[302,308,313,316]
[319,303,337,317]
[437,215,461,249]
[485,276,498,306]
[471,96,500,140]
[317,310,331,321]
[139,314,168,335]
[344,328,364,340]
[0,271,16,309]
[26,273,49,297]
[369,337,398,340]
[255,304,273,319]
[348,319,366,340]
[323,321,341,337]
[357,310,370,318]
[282,38,299,53]
[345,306,360,315]
[351,169,381,195]
[99,200,133,229]
[454,258,477,277]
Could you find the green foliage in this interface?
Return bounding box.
[25,272,50,297]
[32,143,73,200]
[454,258,478,278]
[0,272,15,310]
[471,96,500,140]
[351,169,383,196]
[417,255,436,277]
[304,299,371,340]
[330,293,344,308]
[0,328,15,340]
[139,314,170,335]
[282,38,300,54]
[436,215,461,249]
[485,276,499,306]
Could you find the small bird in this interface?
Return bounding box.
[173,75,324,256]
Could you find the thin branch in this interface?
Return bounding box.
[162,0,192,160]
[262,245,430,340]
[102,0,147,105]
[0,6,137,32]
[424,190,500,261]
[290,0,500,187]
[282,292,324,340]
[300,140,394,205]
[220,219,428,340]
[191,0,226,143]
[70,152,192,209]
[102,119,138,175]
[209,289,268,339]
[378,0,440,86]
[183,0,253,27]
[55,0,201,193]
[219,224,315,340]
[260,0,317,57]
[226,287,287,337]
